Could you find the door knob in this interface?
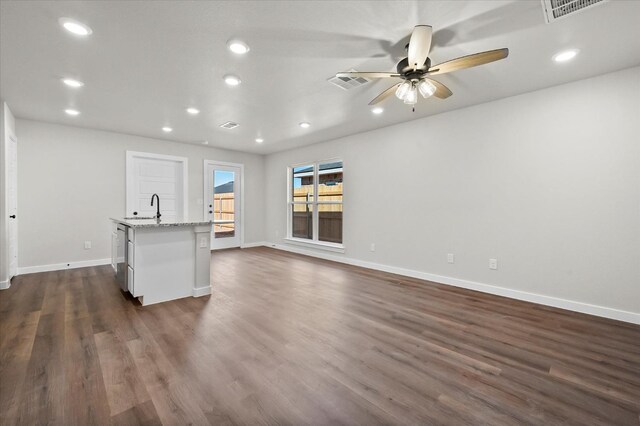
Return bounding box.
[9,215,16,219]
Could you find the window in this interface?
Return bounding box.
[288,160,343,247]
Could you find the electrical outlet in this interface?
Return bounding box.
[370,243,376,252]
[199,237,208,248]
[447,253,454,264]
[489,258,498,270]
[84,241,91,250]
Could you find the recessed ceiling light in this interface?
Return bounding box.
[553,49,579,63]
[65,109,80,116]
[227,40,250,55]
[202,141,209,145]
[62,78,84,88]
[255,138,264,143]
[59,18,92,36]
[372,107,384,114]
[299,122,310,129]
[186,107,200,115]
[224,74,241,86]
[162,126,173,133]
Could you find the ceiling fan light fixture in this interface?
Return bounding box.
[403,84,418,105]
[395,81,411,100]
[418,80,436,98]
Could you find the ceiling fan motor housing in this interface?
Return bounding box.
[397,57,430,77]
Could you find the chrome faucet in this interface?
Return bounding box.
[150,194,161,219]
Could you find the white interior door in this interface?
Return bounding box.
[7,134,18,279]
[126,152,188,220]
[204,161,242,250]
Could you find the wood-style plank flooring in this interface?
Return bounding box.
[1,246,639,425]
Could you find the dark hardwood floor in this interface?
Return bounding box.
[1,246,639,425]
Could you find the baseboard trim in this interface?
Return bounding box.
[241,241,268,249]
[193,285,212,297]
[0,279,10,290]
[265,242,640,325]
[17,258,112,275]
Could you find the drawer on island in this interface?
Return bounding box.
[127,241,134,267]
[127,265,135,296]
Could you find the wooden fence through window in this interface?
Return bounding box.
[292,184,342,243]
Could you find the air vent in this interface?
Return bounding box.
[541,0,608,23]
[328,70,370,90]
[219,121,239,130]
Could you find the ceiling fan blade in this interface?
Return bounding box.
[336,72,400,79]
[424,78,452,99]
[368,83,401,105]
[428,48,509,75]
[407,25,432,71]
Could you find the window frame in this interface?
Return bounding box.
[286,158,344,252]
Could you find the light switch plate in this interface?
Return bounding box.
[447,253,454,264]
[84,241,91,249]
[199,237,208,248]
[489,258,498,270]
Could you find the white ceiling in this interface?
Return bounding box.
[2,0,640,154]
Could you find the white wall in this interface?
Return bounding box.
[264,66,640,319]
[9,67,640,322]
[16,120,265,269]
[0,101,16,288]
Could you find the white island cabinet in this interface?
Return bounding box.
[110,218,212,306]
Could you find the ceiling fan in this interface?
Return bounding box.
[336,25,509,109]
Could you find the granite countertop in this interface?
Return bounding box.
[110,217,213,228]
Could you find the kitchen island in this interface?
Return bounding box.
[110,217,212,306]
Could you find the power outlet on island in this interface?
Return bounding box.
[489,258,498,270]
[370,243,376,252]
[447,253,454,264]
[84,240,92,250]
